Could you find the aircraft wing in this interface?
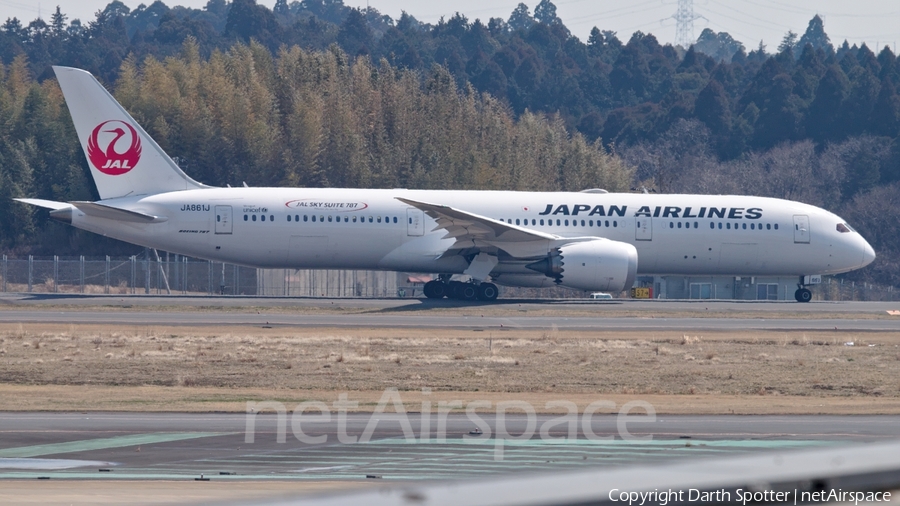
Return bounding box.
[396,197,560,258]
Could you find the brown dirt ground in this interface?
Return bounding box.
[1,323,899,414]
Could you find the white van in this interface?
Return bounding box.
[590,292,613,300]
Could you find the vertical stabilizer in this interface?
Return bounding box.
[53,66,208,200]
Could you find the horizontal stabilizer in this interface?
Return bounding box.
[14,198,72,211]
[69,201,167,223]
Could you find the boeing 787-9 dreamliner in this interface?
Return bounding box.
[17,67,876,302]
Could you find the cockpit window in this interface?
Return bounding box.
[836,223,852,233]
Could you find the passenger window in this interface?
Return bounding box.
[243,215,248,221]
[261,215,266,222]
[287,215,291,222]
[694,222,698,228]
[670,222,674,229]
[775,224,779,230]
[369,216,373,223]
[718,223,722,229]
[252,215,257,222]
[766,223,770,230]
[393,217,398,223]
[540,219,545,226]
[613,221,617,228]
[580,220,585,226]
[742,223,747,230]
[515,219,520,225]
[726,223,731,229]
[304,215,309,222]
[605,220,609,227]
[709,222,714,229]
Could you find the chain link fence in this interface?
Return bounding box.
[257,269,404,297]
[0,254,895,300]
[0,254,409,297]
[0,253,258,295]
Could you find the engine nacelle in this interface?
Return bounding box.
[525,239,638,292]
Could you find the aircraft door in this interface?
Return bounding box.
[793,215,810,243]
[635,217,652,240]
[407,208,424,236]
[215,205,233,234]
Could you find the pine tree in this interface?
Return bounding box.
[507,3,535,32]
[695,79,731,133]
[534,0,562,26]
[777,31,797,55]
[870,78,900,137]
[806,64,849,142]
[50,7,67,38]
[797,15,832,54]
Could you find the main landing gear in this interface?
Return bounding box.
[423,279,499,301]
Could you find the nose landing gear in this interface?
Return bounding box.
[794,275,821,302]
[794,287,812,302]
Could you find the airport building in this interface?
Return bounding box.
[640,275,800,301]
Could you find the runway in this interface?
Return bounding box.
[3,293,899,313]
[0,294,898,331]
[2,309,899,331]
[0,413,897,481]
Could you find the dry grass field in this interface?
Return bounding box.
[1,323,899,413]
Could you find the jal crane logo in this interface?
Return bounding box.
[87,120,142,175]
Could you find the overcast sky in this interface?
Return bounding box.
[5,0,900,52]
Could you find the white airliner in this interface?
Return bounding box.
[17,67,876,302]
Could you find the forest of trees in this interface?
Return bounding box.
[0,0,898,288]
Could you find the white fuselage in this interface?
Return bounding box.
[68,188,874,280]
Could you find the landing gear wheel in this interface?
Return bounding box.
[476,283,499,301]
[794,288,812,303]
[450,281,477,301]
[424,280,447,299]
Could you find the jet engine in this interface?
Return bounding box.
[525,240,638,292]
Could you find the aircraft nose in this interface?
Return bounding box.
[861,240,876,268]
